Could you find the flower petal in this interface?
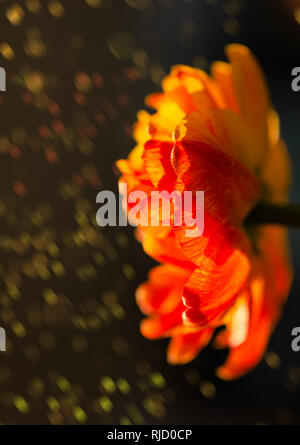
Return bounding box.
[136,264,191,316]
[211,61,240,113]
[174,109,257,169]
[261,139,292,203]
[216,272,272,380]
[140,303,185,339]
[226,44,270,167]
[182,248,250,327]
[138,227,195,270]
[167,329,213,365]
[172,140,260,227]
[163,65,226,108]
[217,226,292,380]
[142,140,176,189]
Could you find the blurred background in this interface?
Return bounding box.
[0,0,299,425]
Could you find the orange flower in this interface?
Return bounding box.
[116,44,293,380]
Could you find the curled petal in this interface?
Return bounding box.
[137,264,192,341]
[172,140,261,227]
[136,264,191,316]
[183,248,250,327]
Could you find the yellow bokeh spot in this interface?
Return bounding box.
[43,289,58,305]
[48,1,65,18]
[6,4,25,26]
[73,406,87,423]
[265,351,281,370]
[0,43,15,60]
[101,376,116,393]
[14,396,29,413]
[85,0,103,7]
[199,380,217,399]
[24,39,47,58]
[47,397,60,412]
[26,0,42,14]
[98,396,113,413]
[57,376,71,392]
[12,321,26,338]
[117,378,131,395]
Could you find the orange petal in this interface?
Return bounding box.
[140,303,185,339]
[261,139,292,203]
[163,65,226,108]
[217,227,292,380]
[150,79,217,115]
[217,300,271,379]
[147,88,197,115]
[226,44,270,167]
[182,248,250,327]
[216,261,270,380]
[136,264,191,316]
[138,227,195,270]
[211,61,240,113]
[167,329,213,365]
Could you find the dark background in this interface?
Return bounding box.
[0,0,299,425]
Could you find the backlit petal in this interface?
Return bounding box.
[226,44,270,167]
[182,248,250,327]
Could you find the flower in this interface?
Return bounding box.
[116,44,293,380]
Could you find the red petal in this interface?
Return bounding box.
[182,248,250,327]
[172,140,260,227]
[143,140,176,190]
